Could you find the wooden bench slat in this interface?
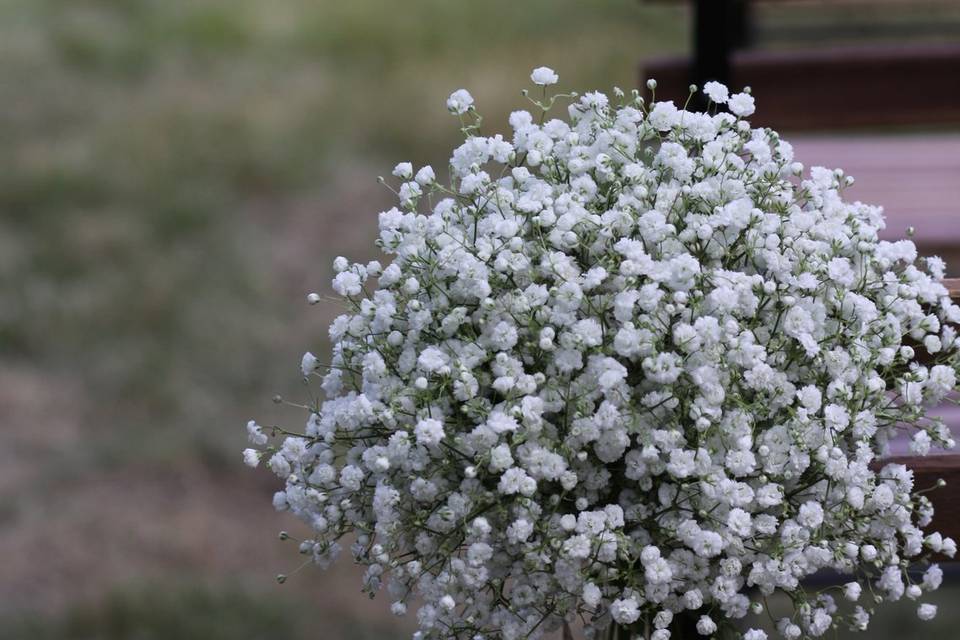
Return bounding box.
[787,135,960,276]
[642,43,960,130]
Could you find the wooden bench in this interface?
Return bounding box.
[897,278,960,542]
[645,42,960,130]
[642,0,960,129]
[640,1,960,277]
[788,135,960,277]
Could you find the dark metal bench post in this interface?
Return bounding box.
[690,0,752,110]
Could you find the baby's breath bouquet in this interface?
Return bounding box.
[244,68,960,640]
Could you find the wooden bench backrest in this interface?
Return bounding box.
[889,278,960,546]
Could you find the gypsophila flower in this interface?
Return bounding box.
[918,603,938,621]
[843,582,862,602]
[697,615,718,635]
[703,80,730,104]
[414,418,445,447]
[415,165,436,185]
[530,66,559,86]
[246,420,268,445]
[392,162,413,179]
[446,88,474,115]
[300,352,318,377]
[610,597,641,625]
[245,72,959,640]
[242,448,260,468]
[728,92,756,117]
[923,565,943,590]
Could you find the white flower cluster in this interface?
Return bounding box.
[246,68,960,639]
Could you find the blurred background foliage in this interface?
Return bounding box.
[1,0,958,638]
[0,1,684,638]
[0,0,684,470]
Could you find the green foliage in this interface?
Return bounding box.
[0,584,393,640]
[0,0,683,629]
[0,0,685,469]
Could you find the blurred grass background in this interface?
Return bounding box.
[0,1,685,638]
[2,1,958,638]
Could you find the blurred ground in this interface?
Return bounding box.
[2,1,959,638]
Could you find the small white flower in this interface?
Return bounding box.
[923,565,943,590]
[911,430,932,455]
[486,411,519,434]
[415,165,436,185]
[417,346,450,373]
[797,385,822,412]
[446,89,474,115]
[703,80,729,104]
[582,583,602,608]
[728,92,755,116]
[300,352,318,376]
[392,162,413,179]
[648,100,680,131]
[506,518,534,543]
[268,453,291,478]
[242,448,261,468]
[653,611,673,629]
[843,582,862,602]
[696,615,717,635]
[944,538,957,557]
[246,420,268,445]
[414,418,445,446]
[530,66,559,86]
[610,597,641,625]
[332,271,362,297]
[798,501,824,529]
[918,603,938,621]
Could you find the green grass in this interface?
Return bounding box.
[0,583,395,640]
[0,0,686,469]
[0,0,685,628]
[1,586,297,640]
